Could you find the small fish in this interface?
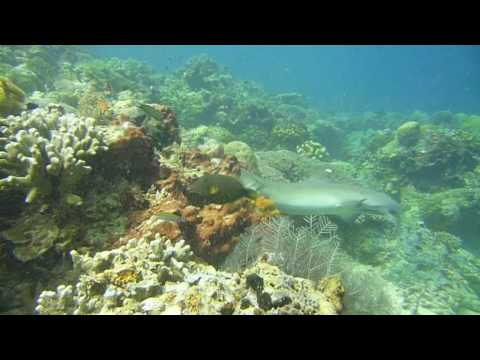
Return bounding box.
[26,102,39,111]
[138,103,162,121]
[154,212,183,223]
[188,174,249,205]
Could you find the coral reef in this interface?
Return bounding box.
[256,149,357,183]
[223,216,341,281]
[138,104,181,150]
[2,46,480,316]
[431,110,455,126]
[272,121,309,151]
[100,118,158,186]
[396,121,421,146]
[223,215,404,314]
[36,233,340,315]
[181,125,235,148]
[366,125,480,192]
[308,119,345,158]
[0,46,90,94]
[2,211,81,262]
[182,55,232,91]
[0,77,26,116]
[0,102,158,266]
[74,58,162,97]
[122,152,263,263]
[223,141,259,171]
[0,107,108,205]
[297,140,331,161]
[460,114,480,137]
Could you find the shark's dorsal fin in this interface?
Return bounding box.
[240,170,265,192]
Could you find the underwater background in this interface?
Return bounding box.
[1,45,480,315]
[88,45,480,113]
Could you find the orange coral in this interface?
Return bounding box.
[96,99,110,114]
[192,198,254,262]
[252,196,281,221]
[114,147,267,263]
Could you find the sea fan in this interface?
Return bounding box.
[223,215,341,281]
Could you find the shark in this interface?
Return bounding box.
[240,171,400,223]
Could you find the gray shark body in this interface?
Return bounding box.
[240,171,400,222]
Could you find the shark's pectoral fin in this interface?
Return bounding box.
[337,209,361,223]
[336,198,366,223]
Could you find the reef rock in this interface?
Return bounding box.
[36,233,340,315]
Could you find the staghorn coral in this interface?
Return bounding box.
[237,125,271,150]
[36,232,339,315]
[227,99,275,133]
[0,106,108,205]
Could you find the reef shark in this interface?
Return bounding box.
[240,171,400,223]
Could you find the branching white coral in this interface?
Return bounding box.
[35,232,339,315]
[0,107,108,204]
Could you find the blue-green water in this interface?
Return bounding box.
[88,45,480,113]
[1,45,480,315]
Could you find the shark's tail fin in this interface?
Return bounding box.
[240,170,265,193]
